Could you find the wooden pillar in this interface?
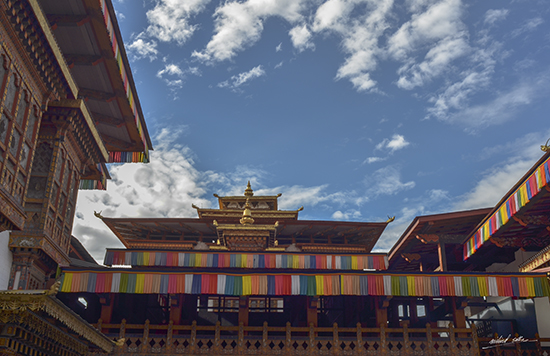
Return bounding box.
[239,296,249,327]
[410,299,418,326]
[99,295,114,333]
[450,297,467,338]
[169,295,183,334]
[307,297,318,327]
[450,297,466,328]
[375,296,389,327]
[426,297,437,328]
[438,241,447,272]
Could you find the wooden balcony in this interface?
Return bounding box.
[93,320,484,355]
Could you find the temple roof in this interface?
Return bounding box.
[102,217,389,253]
[37,0,152,160]
[0,289,114,353]
[387,208,492,272]
[101,182,389,253]
[463,151,550,265]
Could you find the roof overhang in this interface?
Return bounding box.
[463,152,550,260]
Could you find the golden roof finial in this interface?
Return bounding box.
[542,138,550,152]
[240,198,255,225]
[244,181,254,197]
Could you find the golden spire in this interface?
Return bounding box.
[240,198,255,225]
[244,181,254,197]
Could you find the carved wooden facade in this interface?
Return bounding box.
[0,0,151,295]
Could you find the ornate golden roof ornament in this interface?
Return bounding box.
[542,138,550,152]
[94,210,103,219]
[44,280,61,295]
[240,198,255,225]
[244,181,254,197]
[386,215,395,223]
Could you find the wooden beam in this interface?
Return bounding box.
[101,133,135,150]
[64,54,104,67]
[91,111,126,127]
[438,241,447,272]
[47,14,90,28]
[79,88,123,102]
[238,296,249,327]
[307,297,318,327]
[375,296,389,327]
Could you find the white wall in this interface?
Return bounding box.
[0,230,12,290]
[534,297,550,346]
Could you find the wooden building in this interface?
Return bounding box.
[0,0,151,291]
[1,0,550,354]
[57,174,550,355]
[0,0,150,354]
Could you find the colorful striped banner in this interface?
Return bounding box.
[59,270,550,298]
[108,151,149,163]
[464,155,550,260]
[79,179,106,190]
[104,250,389,271]
[79,164,108,190]
[98,0,149,162]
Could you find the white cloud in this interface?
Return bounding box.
[453,131,550,210]
[127,37,158,61]
[484,9,508,25]
[319,0,394,92]
[428,72,550,130]
[367,165,415,196]
[388,0,465,60]
[376,134,410,152]
[157,63,184,77]
[388,0,470,89]
[127,0,210,62]
[332,209,362,220]
[144,0,210,44]
[289,24,314,51]
[511,17,543,38]
[217,65,265,90]
[74,127,211,262]
[156,63,201,90]
[363,156,386,164]
[274,61,283,69]
[276,42,282,52]
[396,36,470,89]
[193,0,307,63]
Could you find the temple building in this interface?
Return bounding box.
[0,0,151,354]
[55,148,550,355]
[1,0,550,355]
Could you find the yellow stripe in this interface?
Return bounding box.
[136,274,145,293]
[407,276,415,296]
[316,275,324,295]
[351,256,358,270]
[61,273,72,292]
[242,276,252,295]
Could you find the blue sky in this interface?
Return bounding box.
[74,0,550,262]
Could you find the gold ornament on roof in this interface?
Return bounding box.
[244,181,254,197]
[240,198,255,225]
[542,138,550,152]
[94,210,103,219]
[386,216,395,223]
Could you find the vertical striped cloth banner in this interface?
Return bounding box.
[108,151,149,163]
[79,164,108,190]
[79,179,105,190]
[98,0,150,163]
[464,155,550,260]
[103,250,389,271]
[59,270,550,298]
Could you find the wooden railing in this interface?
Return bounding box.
[92,320,481,355]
